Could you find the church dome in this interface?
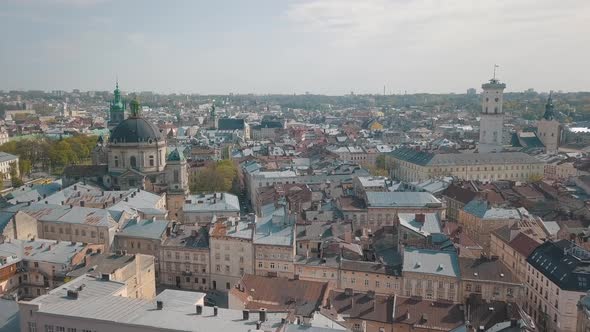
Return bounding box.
[109,96,164,144]
[109,117,163,143]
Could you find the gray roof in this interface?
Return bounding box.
[184,193,240,213]
[402,247,460,278]
[0,152,17,163]
[0,299,19,332]
[0,239,86,265]
[366,192,442,208]
[390,147,544,167]
[398,212,442,236]
[463,200,522,220]
[29,274,286,332]
[119,219,169,240]
[254,210,294,247]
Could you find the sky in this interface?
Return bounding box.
[0,0,589,95]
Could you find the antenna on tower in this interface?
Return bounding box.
[492,64,499,80]
[116,75,119,89]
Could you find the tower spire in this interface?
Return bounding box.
[492,64,499,81]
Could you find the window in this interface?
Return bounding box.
[56,327,65,332]
[224,254,230,261]
[475,284,482,293]
[258,262,263,268]
[28,322,36,332]
[174,170,179,183]
[114,156,119,167]
[270,263,275,269]
[364,279,369,286]
[130,156,137,169]
[45,325,54,332]
[225,265,230,272]
[149,155,155,167]
[466,283,472,292]
[67,328,77,332]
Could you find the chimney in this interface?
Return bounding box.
[74,185,77,190]
[156,301,163,310]
[196,305,203,315]
[112,197,116,204]
[80,201,85,207]
[415,213,425,223]
[166,227,171,237]
[259,308,267,322]
[101,273,110,281]
[213,306,218,316]
[242,309,249,320]
[256,321,262,330]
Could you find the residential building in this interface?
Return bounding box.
[209,217,254,290]
[459,257,523,303]
[113,218,169,278]
[159,224,210,291]
[229,274,329,322]
[19,274,288,332]
[11,204,120,249]
[459,201,526,255]
[67,253,156,300]
[0,210,38,242]
[490,226,541,282]
[524,240,590,332]
[182,192,240,224]
[0,152,18,181]
[253,207,296,278]
[0,239,92,299]
[401,248,461,303]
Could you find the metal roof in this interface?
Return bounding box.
[402,247,460,278]
[366,192,442,208]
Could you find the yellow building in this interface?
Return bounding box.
[389,148,545,182]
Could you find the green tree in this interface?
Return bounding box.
[9,162,22,187]
[19,159,32,177]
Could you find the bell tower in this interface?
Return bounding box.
[537,92,560,154]
[479,67,506,153]
[108,80,127,131]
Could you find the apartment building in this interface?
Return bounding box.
[389,148,544,182]
[159,224,210,291]
[11,203,120,249]
[459,201,525,255]
[19,274,289,332]
[524,240,590,332]
[0,239,91,299]
[401,248,461,303]
[67,252,156,300]
[253,209,296,278]
[182,192,240,224]
[209,218,254,291]
[490,226,542,282]
[113,218,169,277]
[0,210,38,242]
[459,257,523,303]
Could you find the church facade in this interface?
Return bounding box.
[80,83,189,218]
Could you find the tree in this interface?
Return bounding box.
[189,160,239,193]
[19,159,32,177]
[9,162,22,188]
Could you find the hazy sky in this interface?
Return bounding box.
[1,0,589,95]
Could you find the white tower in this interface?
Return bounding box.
[479,73,506,153]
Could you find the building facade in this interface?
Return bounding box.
[479,78,506,153]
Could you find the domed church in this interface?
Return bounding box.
[88,83,188,217]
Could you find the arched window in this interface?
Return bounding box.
[114,156,119,168]
[149,155,155,167]
[174,170,179,183]
[130,156,137,169]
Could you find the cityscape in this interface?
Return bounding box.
[1,1,590,332]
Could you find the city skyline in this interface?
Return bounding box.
[1,0,589,94]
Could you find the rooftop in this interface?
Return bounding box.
[119,218,169,240]
[402,247,460,278]
[366,192,442,208]
[0,239,86,265]
[231,274,329,317]
[27,274,286,332]
[390,148,544,167]
[184,192,240,213]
